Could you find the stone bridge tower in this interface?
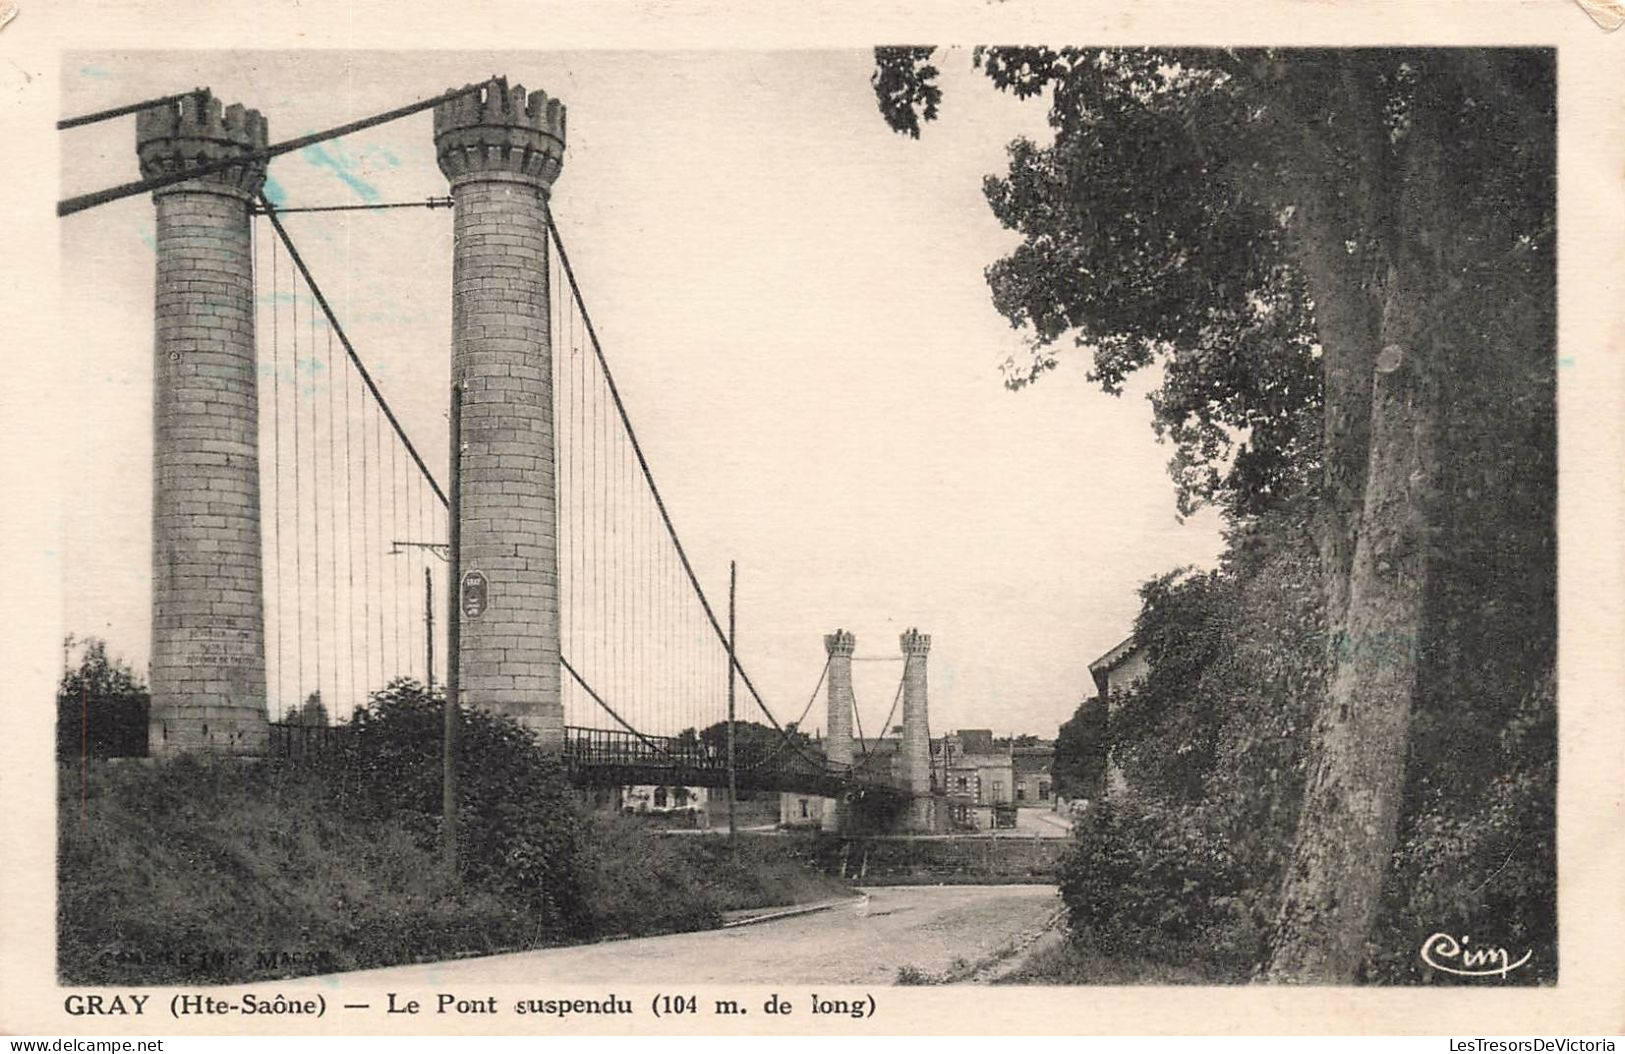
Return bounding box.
[823,629,856,768]
[899,627,933,828]
[823,629,857,832]
[138,90,270,757]
[435,79,567,748]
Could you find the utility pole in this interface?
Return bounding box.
[726,560,738,848]
[424,567,435,692]
[443,379,463,877]
[385,544,444,692]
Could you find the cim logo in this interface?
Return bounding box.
[1420,932,1532,978]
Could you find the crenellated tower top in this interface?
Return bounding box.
[434,77,566,189]
[136,89,268,199]
[824,629,857,657]
[900,627,931,657]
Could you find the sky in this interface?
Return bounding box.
[58,49,1226,741]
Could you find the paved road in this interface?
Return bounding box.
[1014,807,1073,838]
[305,885,1060,987]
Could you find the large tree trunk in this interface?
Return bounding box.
[1265,329,1434,981]
[1266,64,1452,979]
[1289,195,1381,634]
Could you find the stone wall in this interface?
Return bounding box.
[816,835,1068,884]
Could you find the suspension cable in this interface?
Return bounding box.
[268,222,285,719]
[738,657,830,771]
[310,284,322,711]
[562,657,689,762]
[291,258,305,717]
[856,671,906,762]
[258,195,448,507]
[544,201,812,760]
[57,88,204,131]
[343,317,358,712]
[250,197,453,216]
[60,83,485,216]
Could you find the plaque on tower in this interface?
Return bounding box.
[460,569,489,620]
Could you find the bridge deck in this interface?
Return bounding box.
[563,726,892,797]
[266,721,901,799]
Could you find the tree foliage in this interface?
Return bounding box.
[1052,696,1107,801]
[685,719,812,761]
[286,690,330,727]
[57,637,149,761]
[874,46,1551,527]
[1059,797,1265,978]
[870,47,943,139]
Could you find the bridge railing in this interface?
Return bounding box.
[561,725,907,789]
[268,720,349,760]
[263,715,893,797]
[564,726,721,771]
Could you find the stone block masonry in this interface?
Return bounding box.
[822,629,857,833]
[899,628,933,829]
[436,79,567,747]
[823,630,856,768]
[138,91,270,756]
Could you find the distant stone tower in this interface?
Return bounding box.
[823,630,856,768]
[899,628,933,828]
[823,629,857,832]
[138,90,270,757]
[435,78,567,748]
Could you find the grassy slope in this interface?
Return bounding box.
[59,759,848,985]
[993,937,1238,985]
[579,824,850,937]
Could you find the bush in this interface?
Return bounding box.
[62,682,590,983]
[315,679,588,940]
[577,814,724,936]
[1058,797,1265,979]
[1073,490,1555,984]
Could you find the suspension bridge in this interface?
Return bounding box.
[58,76,945,830]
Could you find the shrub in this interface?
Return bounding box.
[576,813,723,936]
[578,822,850,938]
[315,679,588,940]
[1058,797,1265,979]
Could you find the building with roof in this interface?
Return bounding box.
[1012,746,1055,808]
[932,729,1059,830]
[1088,634,1150,796]
[936,729,1011,829]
